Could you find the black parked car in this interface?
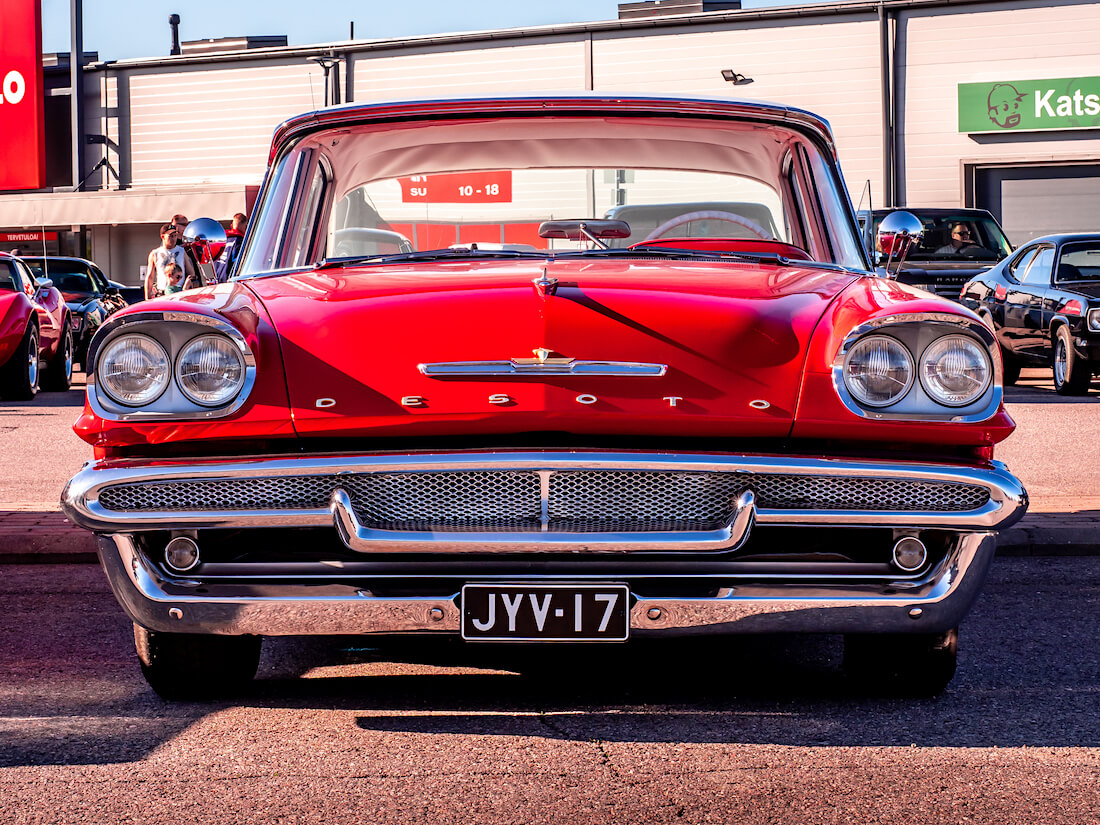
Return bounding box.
[19,256,129,367]
[960,234,1100,395]
[858,207,1013,300]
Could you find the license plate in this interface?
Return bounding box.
[461,584,630,642]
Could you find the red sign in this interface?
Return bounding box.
[400,172,512,204]
[0,0,45,191]
[0,230,57,243]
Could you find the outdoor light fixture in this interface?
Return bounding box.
[720,69,753,85]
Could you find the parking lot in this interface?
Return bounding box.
[1,367,1098,823]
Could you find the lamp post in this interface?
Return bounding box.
[70,0,84,191]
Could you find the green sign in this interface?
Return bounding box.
[958,77,1100,133]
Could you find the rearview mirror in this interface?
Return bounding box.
[539,219,631,248]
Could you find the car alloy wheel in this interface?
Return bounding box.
[1053,325,1092,396]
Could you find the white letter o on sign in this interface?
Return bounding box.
[3,71,26,104]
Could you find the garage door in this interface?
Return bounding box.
[975,164,1100,246]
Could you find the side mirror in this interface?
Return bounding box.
[875,211,924,279]
[35,277,53,291]
[105,286,120,296]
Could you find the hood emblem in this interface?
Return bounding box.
[533,269,558,298]
[420,348,666,378]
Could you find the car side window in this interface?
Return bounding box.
[0,261,16,292]
[1007,247,1038,282]
[1020,246,1055,286]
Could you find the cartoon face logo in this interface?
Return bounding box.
[987,84,1025,128]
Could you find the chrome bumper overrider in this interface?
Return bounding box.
[96,531,997,636]
[62,451,1029,553]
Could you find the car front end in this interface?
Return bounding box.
[62,96,1026,698]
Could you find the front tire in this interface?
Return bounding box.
[843,628,958,696]
[134,624,261,701]
[42,326,73,391]
[1053,325,1092,395]
[0,324,40,400]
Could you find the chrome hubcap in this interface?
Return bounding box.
[1055,340,1067,385]
[27,333,39,389]
[64,336,73,380]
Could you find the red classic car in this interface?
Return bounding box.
[0,252,73,399]
[62,95,1027,699]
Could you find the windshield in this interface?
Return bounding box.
[21,258,104,293]
[1057,241,1100,281]
[238,113,868,275]
[871,213,1012,262]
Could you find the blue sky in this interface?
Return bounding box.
[42,0,812,61]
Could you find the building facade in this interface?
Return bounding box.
[1,0,1097,285]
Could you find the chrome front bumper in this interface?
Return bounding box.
[62,451,1029,550]
[98,531,997,637]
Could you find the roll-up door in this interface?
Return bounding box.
[975,164,1100,246]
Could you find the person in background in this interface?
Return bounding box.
[161,260,184,294]
[935,223,982,255]
[213,212,247,283]
[145,223,191,299]
[170,213,205,288]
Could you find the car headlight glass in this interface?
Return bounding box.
[175,334,245,406]
[843,335,914,407]
[97,334,171,406]
[919,335,991,407]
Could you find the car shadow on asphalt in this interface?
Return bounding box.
[2,558,1096,769]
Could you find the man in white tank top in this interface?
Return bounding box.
[145,224,195,299]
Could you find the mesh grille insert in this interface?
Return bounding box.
[96,467,991,531]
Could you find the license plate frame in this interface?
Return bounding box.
[460,583,630,642]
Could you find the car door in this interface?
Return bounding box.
[1014,244,1056,360]
[996,245,1038,357]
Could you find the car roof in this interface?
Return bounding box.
[864,207,997,219]
[19,255,97,265]
[1021,233,1100,245]
[269,93,838,163]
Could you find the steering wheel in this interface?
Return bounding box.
[644,210,772,242]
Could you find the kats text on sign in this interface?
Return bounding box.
[959,77,1100,134]
[0,0,46,190]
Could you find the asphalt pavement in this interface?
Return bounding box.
[1,557,1098,824]
[0,368,1097,562]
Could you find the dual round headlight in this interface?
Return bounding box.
[98,333,245,408]
[844,333,991,408]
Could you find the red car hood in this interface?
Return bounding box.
[246,259,860,440]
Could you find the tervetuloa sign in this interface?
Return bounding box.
[959,77,1100,134]
[0,0,46,190]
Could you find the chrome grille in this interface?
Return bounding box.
[97,469,991,531]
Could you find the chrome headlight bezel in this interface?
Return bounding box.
[1087,307,1100,332]
[87,311,256,422]
[832,313,1002,423]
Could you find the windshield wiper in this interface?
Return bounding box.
[314,247,549,270]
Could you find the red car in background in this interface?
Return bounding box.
[62,95,1026,699]
[0,252,73,399]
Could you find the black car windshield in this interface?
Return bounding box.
[21,258,102,293]
[872,214,1012,262]
[1057,241,1100,281]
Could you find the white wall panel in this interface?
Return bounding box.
[352,40,587,101]
[125,62,325,186]
[900,2,1100,206]
[590,17,885,206]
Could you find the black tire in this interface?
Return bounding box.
[42,325,73,391]
[134,624,262,701]
[843,628,958,697]
[1053,325,1092,396]
[0,324,40,400]
[1001,349,1021,386]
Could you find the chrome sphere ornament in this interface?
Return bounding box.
[876,210,924,279]
[182,217,228,247]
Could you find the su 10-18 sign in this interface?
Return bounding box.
[400,172,513,203]
[959,77,1100,134]
[0,0,46,190]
